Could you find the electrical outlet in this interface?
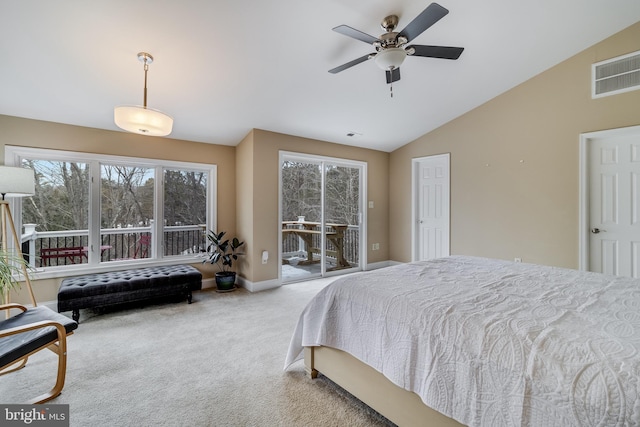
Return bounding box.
[514,258,522,263]
[372,243,379,250]
[368,201,374,209]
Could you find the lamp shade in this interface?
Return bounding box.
[114,105,174,136]
[0,166,35,197]
[374,48,407,71]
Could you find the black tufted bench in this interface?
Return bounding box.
[57,264,202,322]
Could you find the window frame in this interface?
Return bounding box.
[5,146,216,278]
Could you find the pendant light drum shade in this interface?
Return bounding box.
[114,105,173,136]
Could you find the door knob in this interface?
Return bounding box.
[591,228,605,234]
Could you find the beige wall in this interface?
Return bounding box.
[0,116,389,298]
[389,22,640,268]
[235,130,254,281]
[238,129,389,283]
[0,115,236,302]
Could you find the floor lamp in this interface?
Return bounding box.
[0,166,37,307]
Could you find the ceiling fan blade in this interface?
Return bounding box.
[329,54,373,74]
[399,2,449,43]
[332,25,380,45]
[409,45,464,60]
[386,68,401,84]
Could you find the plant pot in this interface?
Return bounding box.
[215,271,236,292]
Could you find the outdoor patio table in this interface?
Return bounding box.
[281,221,349,268]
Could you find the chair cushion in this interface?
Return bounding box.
[0,306,78,368]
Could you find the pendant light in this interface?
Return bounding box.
[114,52,173,137]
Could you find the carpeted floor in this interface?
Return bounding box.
[1,277,395,426]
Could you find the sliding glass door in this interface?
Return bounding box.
[280,152,365,283]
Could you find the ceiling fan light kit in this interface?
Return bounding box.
[114,52,173,137]
[374,48,407,70]
[329,2,464,90]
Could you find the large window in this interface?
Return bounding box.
[6,147,215,272]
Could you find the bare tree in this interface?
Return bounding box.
[164,170,207,226]
[22,159,89,231]
[326,166,360,225]
[101,165,151,228]
[281,161,321,222]
[282,161,359,226]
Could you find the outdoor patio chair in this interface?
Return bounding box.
[134,234,151,258]
[0,303,78,403]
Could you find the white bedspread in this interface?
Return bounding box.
[284,256,640,426]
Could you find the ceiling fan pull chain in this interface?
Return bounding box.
[390,81,394,98]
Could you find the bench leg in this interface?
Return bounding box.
[187,290,193,304]
[72,309,80,322]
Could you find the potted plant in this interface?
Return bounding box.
[0,251,32,304]
[202,231,245,292]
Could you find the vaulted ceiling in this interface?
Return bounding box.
[1,1,639,152]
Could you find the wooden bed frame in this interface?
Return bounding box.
[304,346,464,427]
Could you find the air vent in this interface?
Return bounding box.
[592,50,640,98]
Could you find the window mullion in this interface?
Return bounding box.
[155,166,163,260]
[88,160,101,265]
[208,166,217,235]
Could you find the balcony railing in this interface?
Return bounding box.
[21,224,206,268]
[282,223,359,266]
[21,222,361,269]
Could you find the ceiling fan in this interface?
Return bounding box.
[329,2,464,87]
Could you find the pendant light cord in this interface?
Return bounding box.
[142,58,149,109]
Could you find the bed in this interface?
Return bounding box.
[284,256,640,426]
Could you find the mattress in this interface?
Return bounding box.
[285,256,640,426]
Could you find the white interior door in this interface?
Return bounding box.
[413,154,450,261]
[589,133,640,277]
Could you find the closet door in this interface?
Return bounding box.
[589,133,640,277]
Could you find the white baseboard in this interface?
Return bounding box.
[365,260,399,270]
[237,276,281,292]
[201,277,216,290]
